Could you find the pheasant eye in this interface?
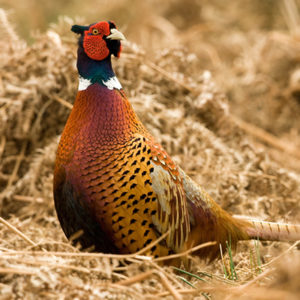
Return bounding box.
[92,28,99,35]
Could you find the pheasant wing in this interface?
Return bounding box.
[147,139,190,251]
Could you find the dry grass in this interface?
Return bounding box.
[1,1,300,299]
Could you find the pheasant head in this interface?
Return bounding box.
[71,21,125,91]
[72,21,125,60]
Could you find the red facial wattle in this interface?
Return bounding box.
[83,22,111,61]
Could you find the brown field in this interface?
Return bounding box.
[1,1,300,299]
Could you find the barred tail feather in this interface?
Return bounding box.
[234,216,300,242]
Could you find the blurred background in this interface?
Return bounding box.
[1,0,298,47]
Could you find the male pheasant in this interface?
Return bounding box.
[54,21,300,262]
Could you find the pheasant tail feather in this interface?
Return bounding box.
[234,216,300,242]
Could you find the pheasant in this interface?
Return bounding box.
[53,21,300,262]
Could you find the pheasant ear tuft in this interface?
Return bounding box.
[71,25,89,34]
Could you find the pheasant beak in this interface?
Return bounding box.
[106,28,126,41]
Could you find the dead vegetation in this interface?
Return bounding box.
[0,1,300,299]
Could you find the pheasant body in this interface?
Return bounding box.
[54,21,300,263]
[54,82,189,257]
